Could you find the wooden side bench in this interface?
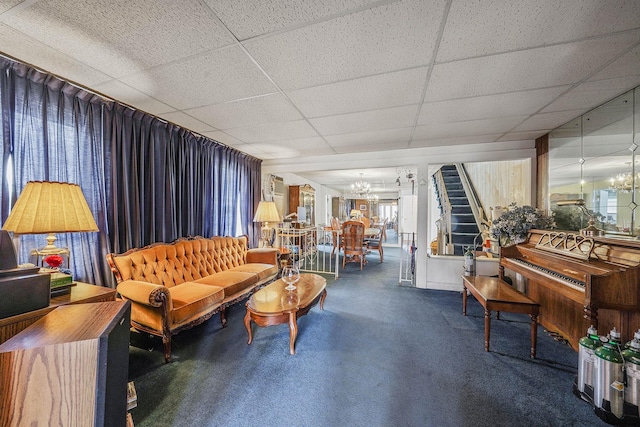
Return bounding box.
[462,276,540,358]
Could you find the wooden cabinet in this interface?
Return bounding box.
[332,196,346,221]
[289,184,315,225]
[0,301,131,427]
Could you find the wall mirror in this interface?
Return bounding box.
[549,87,639,236]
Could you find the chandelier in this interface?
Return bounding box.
[350,173,379,201]
[610,172,640,193]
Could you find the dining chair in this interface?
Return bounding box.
[331,217,341,256]
[341,220,367,270]
[380,218,388,242]
[360,217,371,228]
[365,235,383,262]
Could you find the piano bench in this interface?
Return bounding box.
[462,276,540,358]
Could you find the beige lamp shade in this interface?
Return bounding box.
[253,201,281,248]
[253,201,281,224]
[2,181,99,252]
[350,209,361,218]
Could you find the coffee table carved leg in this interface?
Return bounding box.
[244,310,253,345]
[530,313,538,359]
[288,311,298,355]
[319,289,327,310]
[484,308,491,352]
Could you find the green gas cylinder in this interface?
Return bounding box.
[577,325,601,395]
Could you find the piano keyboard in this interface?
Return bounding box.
[509,258,586,291]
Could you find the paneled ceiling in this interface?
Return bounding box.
[1,0,640,194]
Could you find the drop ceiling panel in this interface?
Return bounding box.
[187,93,302,130]
[588,44,640,82]
[427,32,640,102]
[413,116,527,140]
[287,67,428,118]
[438,0,640,62]
[249,137,335,158]
[326,127,412,147]
[0,1,21,14]
[511,110,588,133]
[418,86,571,125]
[201,131,247,147]
[310,105,419,136]
[243,0,445,90]
[159,111,216,134]
[204,0,379,40]
[0,24,112,86]
[91,80,175,115]
[411,134,504,148]
[120,46,278,110]
[2,0,234,78]
[224,120,319,143]
[333,141,404,154]
[541,76,640,113]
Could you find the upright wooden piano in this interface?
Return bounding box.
[499,229,640,351]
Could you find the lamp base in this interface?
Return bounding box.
[261,224,274,248]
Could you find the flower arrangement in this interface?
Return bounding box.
[490,203,555,246]
[44,254,64,268]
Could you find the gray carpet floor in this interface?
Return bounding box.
[127,249,606,427]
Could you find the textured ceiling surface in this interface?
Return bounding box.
[1,0,639,193]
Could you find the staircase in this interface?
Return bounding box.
[434,165,481,255]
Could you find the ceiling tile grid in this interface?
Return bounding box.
[437,0,640,63]
[2,0,235,78]
[310,104,419,136]
[541,75,640,114]
[119,46,279,110]
[325,127,412,148]
[187,93,303,130]
[91,80,176,116]
[426,31,640,103]
[223,119,320,143]
[204,0,382,41]
[0,23,112,86]
[242,0,446,90]
[0,0,639,193]
[417,86,572,125]
[286,67,429,118]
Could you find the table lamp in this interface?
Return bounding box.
[253,201,281,247]
[2,181,99,257]
[350,209,361,219]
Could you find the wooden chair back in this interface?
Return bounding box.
[341,220,367,270]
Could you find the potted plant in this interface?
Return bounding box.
[490,203,555,247]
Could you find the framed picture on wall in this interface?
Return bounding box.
[359,204,367,210]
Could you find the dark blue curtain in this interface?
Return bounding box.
[0,58,112,286]
[108,104,262,252]
[0,55,263,286]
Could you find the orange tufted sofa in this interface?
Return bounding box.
[106,235,279,362]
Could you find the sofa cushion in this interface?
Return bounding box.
[232,263,278,281]
[194,271,257,297]
[168,283,225,325]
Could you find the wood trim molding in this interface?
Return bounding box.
[536,134,549,213]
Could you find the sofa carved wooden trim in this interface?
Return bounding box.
[106,235,279,362]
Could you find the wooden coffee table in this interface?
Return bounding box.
[244,273,327,354]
